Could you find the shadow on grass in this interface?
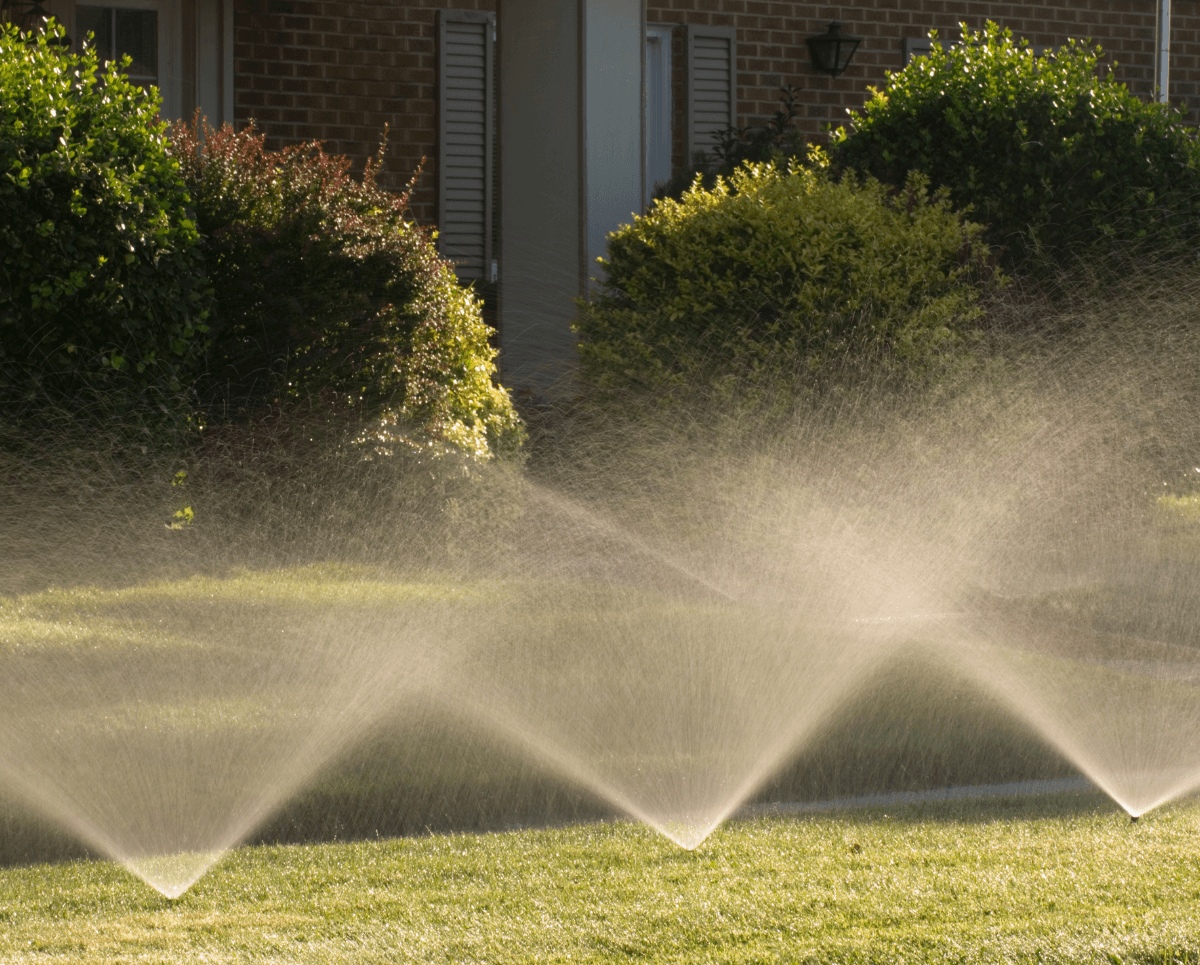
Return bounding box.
[0,654,1103,869]
[747,789,1130,830]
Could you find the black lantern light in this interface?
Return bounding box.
[0,0,71,44]
[0,0,46,27]
[806,21,862,77]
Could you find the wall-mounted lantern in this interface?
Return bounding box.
[0,0,70,44]
[806,22,862,77]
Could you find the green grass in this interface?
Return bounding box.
[2,566,1198,961]
[2,794,1199,963]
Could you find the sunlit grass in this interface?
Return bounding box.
[1157,493,1200,525]
[4,562,478,613]
[0,563,484,656]
[1,795,1198,963]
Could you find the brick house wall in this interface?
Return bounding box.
[233,0,496,226]
[234,1,1200,229]
[644,1,1200,179]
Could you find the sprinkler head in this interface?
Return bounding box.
[1129,814,1139,824]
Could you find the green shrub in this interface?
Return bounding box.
[576,159,995,398]
[0,22,209,412]
[830,21,1200,269]
[167,116,523,460]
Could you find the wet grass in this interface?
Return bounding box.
[1,793,1198,963]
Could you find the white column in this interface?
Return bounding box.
[585,0,644,285]
[498,0,643,396]
[1155,0,1171,104]
[195,0,234,126]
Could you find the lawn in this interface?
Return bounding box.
[1,794,1199,964]
[2,564,1199,962]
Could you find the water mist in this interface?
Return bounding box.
[4,269,1200,893]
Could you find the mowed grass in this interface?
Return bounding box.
[3,565,1200,961]
[2,794,1199,964]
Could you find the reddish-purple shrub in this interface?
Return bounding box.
[168,116,522,459]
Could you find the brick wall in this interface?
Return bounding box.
[646,1,1200,177]
[233,0,495,225]
[234,1,1200,221]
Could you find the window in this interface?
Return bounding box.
[77,5,157,84]
[72,0,181,118]
[437,9,495,283]
[901,36,943,67]
[685,25,735,167]
[902,35,1053,69]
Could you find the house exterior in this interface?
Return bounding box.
[22,0,1200,393]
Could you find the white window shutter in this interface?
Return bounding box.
[685,25,736,167]
[438,10,494,281]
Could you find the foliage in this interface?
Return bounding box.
[0,22,210,412]
[578,159,996,399]
[830,21,1200,269]
[167,116,522,460]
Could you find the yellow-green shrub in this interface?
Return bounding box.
[576,161,996,397]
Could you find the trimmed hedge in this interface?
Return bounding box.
[830,21,1200,269]
[0,22,209,411]
[168,117,522,460]
[576,160,996,397]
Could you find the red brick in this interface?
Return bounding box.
[230,0,1199,227]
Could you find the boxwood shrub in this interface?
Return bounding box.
[830,21,1200,270]
[576,159,996,399]
[168,116,523,460]
[0,22,209,413]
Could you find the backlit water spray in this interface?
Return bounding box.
[0,570,460,897]
[3,279,1200,892]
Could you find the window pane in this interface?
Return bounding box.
[115,9,157,79]
[76,6,113,59]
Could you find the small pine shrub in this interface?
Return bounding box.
[830,21,1200,270]
[168,116,523,460]
[0,22,210,413]
[577,159,996,399]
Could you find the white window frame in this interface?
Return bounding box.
[195,0,235,127]
[644,24,673,204]
[64,0,182,119]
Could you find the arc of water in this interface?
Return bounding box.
[519,482,741,602]
[918,617,1200,819]
[122,619,453,898]
[0,600,453,899]
[448,617,897,850]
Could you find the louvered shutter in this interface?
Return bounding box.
[685,25,736,167]
[438,10,494,281]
